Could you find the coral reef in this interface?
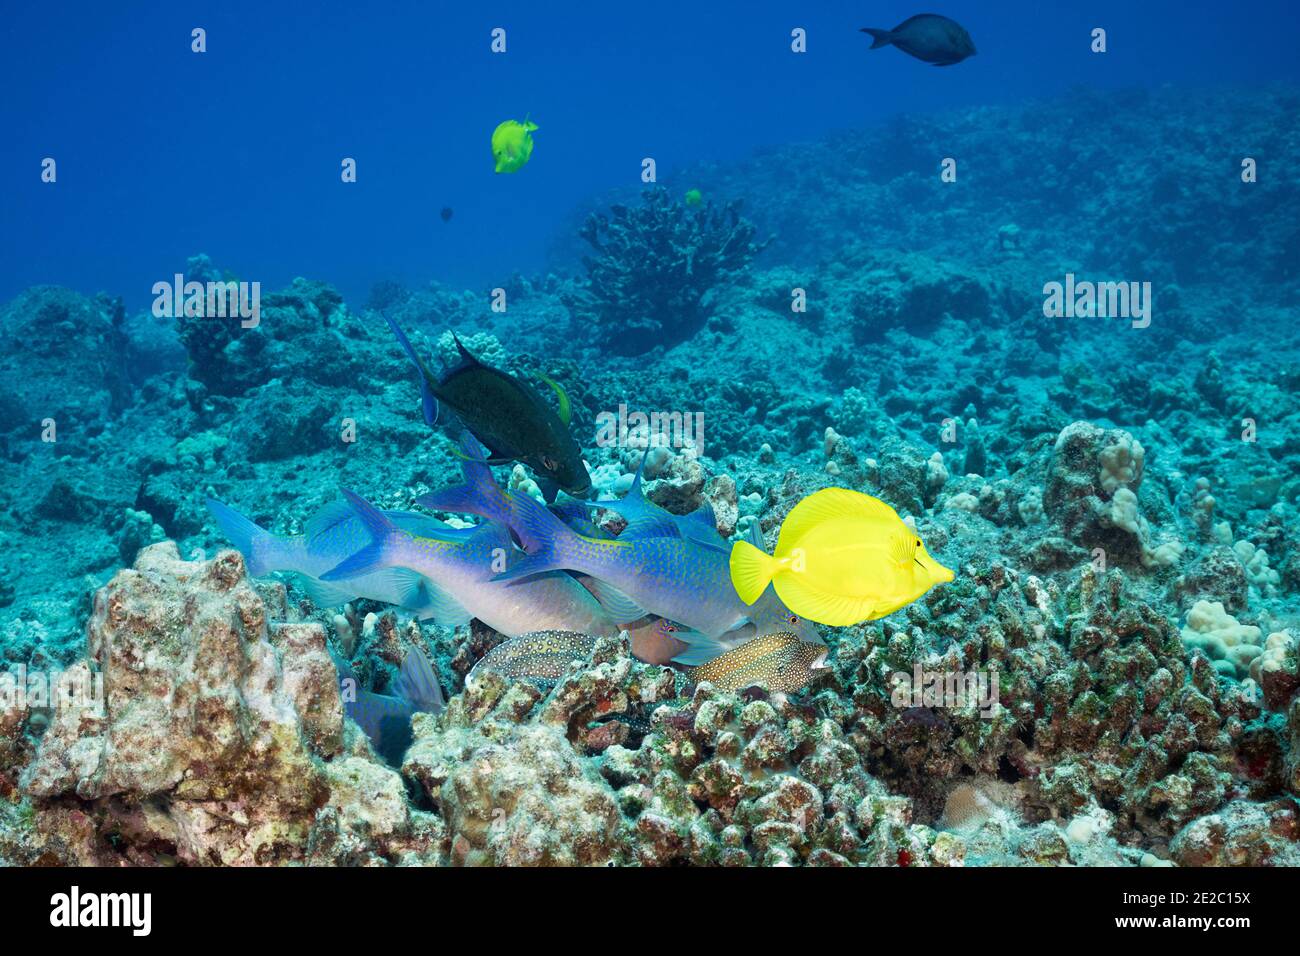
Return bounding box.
[2,85,1299,867]
[566,187,771,355]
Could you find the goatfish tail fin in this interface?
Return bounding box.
[393,647,446,714]
[414,432,549,549]
[384,312,440,426]
[860,27,893,49]
[729,538,777,606]
[320,490,401,581]
[206,498,275,577]
[491,489,602,582]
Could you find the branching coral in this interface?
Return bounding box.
[567,187,771,355]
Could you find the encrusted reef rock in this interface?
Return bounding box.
[15,542,443,866]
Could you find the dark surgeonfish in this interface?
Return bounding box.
[385,314,590,502]
[860,14,976,66]
[336,648,445,765]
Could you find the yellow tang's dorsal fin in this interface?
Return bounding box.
[775,488,902,554]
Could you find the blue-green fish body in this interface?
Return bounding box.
[206,498,467,622]
[321,492,618,639]
[494,493,755,639]
[426,440,820,659]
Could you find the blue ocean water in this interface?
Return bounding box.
[3,0,1299,304]
[2,3,1300,869]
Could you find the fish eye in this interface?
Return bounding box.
[664,623,678,633]
[915,539,921,548]
[788,614,799,624]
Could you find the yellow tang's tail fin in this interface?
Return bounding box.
[729,539,776,606]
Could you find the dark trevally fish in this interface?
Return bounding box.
[467,630,599,690]
[385,314,590,502]
[685,632,829,696]
[336,648,445,765]
[206,497,468,623]
[860,14,976,66]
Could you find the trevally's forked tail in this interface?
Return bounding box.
[385,312,440,427]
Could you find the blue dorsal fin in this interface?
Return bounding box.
[628,444,652,500]
[386,511,466,541]
[620,513,682,540]
[681,502,723,544]
[743,518,766,551]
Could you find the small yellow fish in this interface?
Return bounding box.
[729,488,954,626]
[684,188,703,206]
[491,118,538,174]
[686,631,828,695]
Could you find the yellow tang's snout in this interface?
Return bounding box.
[915,543,955,586]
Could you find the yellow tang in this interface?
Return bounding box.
[729,488,954,627]
[492,118,538,174]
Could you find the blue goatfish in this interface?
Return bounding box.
[560,447,823,660]
[206,498,468,623]
[491,486,821,654]
[336,648,444,765]
[319,490,618,639]
[427,440,820,662]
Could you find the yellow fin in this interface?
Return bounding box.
[537,372,571,425]
[776,488,901,554]
[773,570,878,627]
[728,539,775,606]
